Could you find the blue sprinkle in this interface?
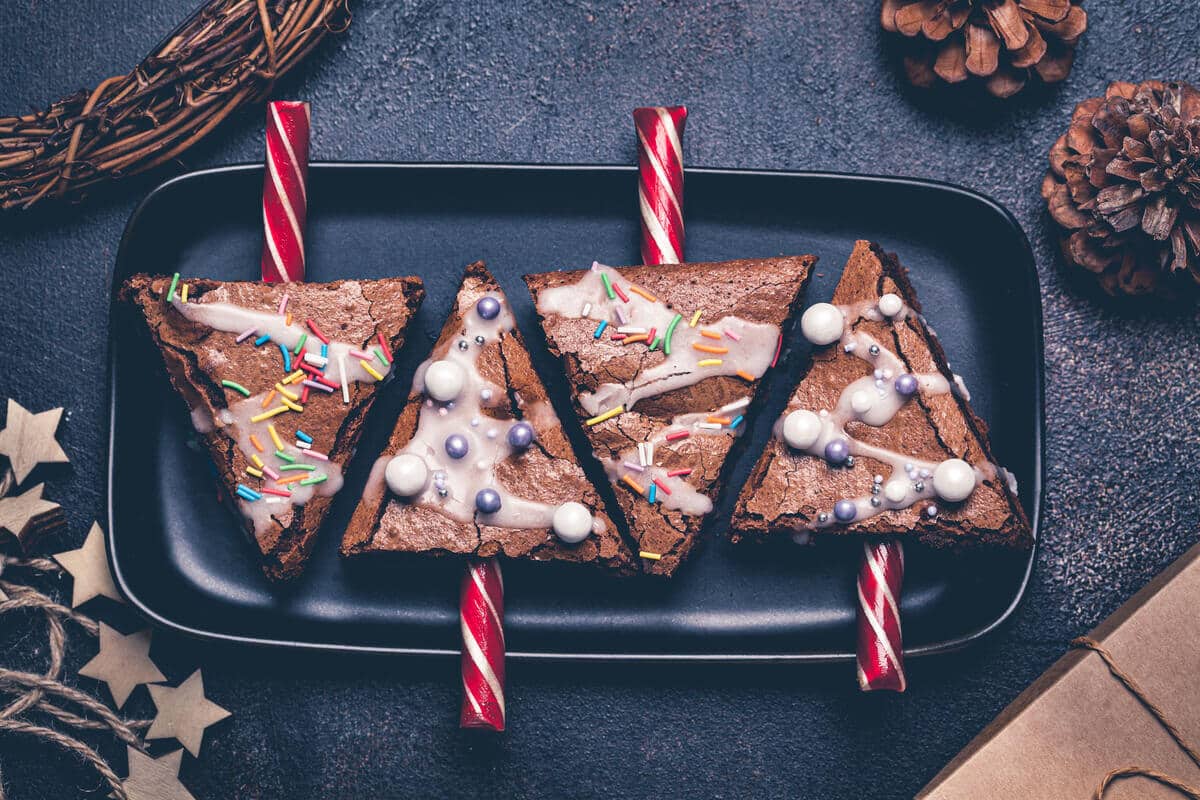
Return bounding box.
[295,429,313,444]
[730,415,745,429]
[254,334,271,346]
[321,343,329,357]
[648,483,657,504]
[279,343,292,372]
[236,484,262,501]
[593,320,608,339]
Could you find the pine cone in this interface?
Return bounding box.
[1042,80,1200,297]
[881,0,1086,98]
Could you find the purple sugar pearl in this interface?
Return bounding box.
[507,421,534,450]
[475,488,502,514]
[444,434,470,459]
[894,374,919,397]
[476,296,502,320]
[833,500,857,522]
[824,439,850,465]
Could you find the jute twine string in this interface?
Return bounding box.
[1072,636,1200,799]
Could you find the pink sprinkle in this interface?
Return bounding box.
[652,478,673,495]
[667,468,692,478]
[611,333,626,341]
[303,379,336,393]
[350,349,373,360]
[623,461,645,473]
[307,450,329,462]
[236,327,257,343]
[771,333,783,368]
[278,294,289,315]
[664,430,690,442]
[263,466,281,481]
[724,329,741,342]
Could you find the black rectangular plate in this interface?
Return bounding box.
[109,164,1042,661]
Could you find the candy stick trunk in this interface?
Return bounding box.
[260,101,311,284]
[634,106,687,266]
[857,540,907,692]
[460,559,506,730]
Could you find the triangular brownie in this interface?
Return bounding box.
[123,274,424,580]
[342,262,636,573]
[526,256,816,576]
[732,241,1031,548]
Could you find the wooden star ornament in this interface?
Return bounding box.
[53,522,123,607]
[0,399,69,484]
[0,482,61,549]
[79,623,165,708]
[147,670,231,757]
[121,748,195,800]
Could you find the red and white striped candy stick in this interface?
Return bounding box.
[857,540,907,692]
[460,559,506,730]
[634,106,687,265]
[261,101,311,283]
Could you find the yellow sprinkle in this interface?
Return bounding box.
[261,388,277,409]
[276,473,307,486]
[689,309,702,327]
[246,466,263,478]
[692,343,729,355]
[181,284,189,303]
[249,434,265,452]
[267,424,284,451]
[697,358,723,367]
[282,370,305,385]
[628,284,658,303]
[251,406,289,423]
[250,454,264,469]
[360,359,385,381]
[736,369,756,381]
[699,329,722,340]
[621,475,646,496]
[285,312,293,326]
[280,397,303,412]
[275,383,300,402]
[585,405,624,426]
[639,551,662,561]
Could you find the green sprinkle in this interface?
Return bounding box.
[274,450,296,463]
[299,473,328,486]
[374,347,390,366]
[294,333,308,355]
[600,272,615,300]
[647,335,662,352]
[663,313,683,356]
[220,380,251,397]
[280,464,316,472]
[166,273,180,303]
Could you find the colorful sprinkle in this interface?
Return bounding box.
[339,355,350,404]
[639,551,662,561]
[350,349,373,361]
[613,283,630,303]
[275,449,296,463]
[306,319,330,344]
[360,359,385,381]
[166,273,180,302]
[299,473,328,486]
[645,327,658,348]
[267,424,284,451]
[622,461,645,473]
[600,272,616,300]
[236,484,262,501]
[295,429,313,444]
[261,389,277,408]
[236,327,257,343]
[295,441,311,450]
[250,406,288,423]
[274,384,299,402]
[294,333,308,355]
[664,430,690,442]
[249,435,265,453]
[278,294,289,315]
[304,353,328,369]
[663,313,683,356]
[689,309,702,327]
[254,334,271,347]
[250,454,265,469]
[374,347,389,367]
[262,466,281,481]
[280,397,303,412]
[724,328,742,342]
[700,329,721,340]
[377,333,391,360]
[617,326,647,334]
[593,320,609,339]
[279,464,316,472]
[621,334,648,346]
[611,333,627,342]
[696,422,723,430]
[275,473,307,486]
[586,405,624,426]
[180,284,189,303]
[321,343,329,358]
[652,478,672,495]
[621,475,646,496]
[581,302,593,317]
[279,343,292,372]
[667,468,692,478]
[628,284,657,303]
[220,380,250,397]
[303,379,335,393]
[693,343,729,355]
[613,306,628,325]
[300,385,310,405]
[648,483,658,504]
[720,397,750,413]
[697,358,723,367]
[771,332,783,368]
[246,466,264,478]
[282,369,304,385]
[730,415,745,429]
[736,370,756,381]
[707,416,732,425]
[262,487,291,498]
[306,450,329,462]
[285,313,293,326]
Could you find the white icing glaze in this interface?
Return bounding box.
[535,262,780,415]
[776,297,998,530]
[390,292,604,539]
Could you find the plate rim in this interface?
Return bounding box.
[106,161,1044,662]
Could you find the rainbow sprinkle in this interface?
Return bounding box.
[299,473,328,486]
[306,450,329,462]
[360,359,385,381]
[254,334,271,347]
[700,329,722,340]
[639,551,662,561]
[262,487,290,498]
[724,329,741,342]
[250,407,288,423]
[600,272,616,300]
[279,343,292,372]
[730,415,745,429]
[166,273,180,302]
[235,484,262,502]
[736,369,755,381]
[621,475,645,496]
[249,435,264,452]
[236,327,257,343]
[652,478,672,495]
[303,379,335,393]
[667,468,692,478]
[295,429,313,444]
[246,466,264,478]
[275,449,296,463]
[278,294,289,315]
[374,346,389,367]
[613,283,630,303]
[648,483,657,503]
[697,358,723,367]
[274,384,299,402]
[180,284,189,303]
[689,309,702,327]
[250,454,265,469]
[279,464,315,472]
[662,313,683,355]
[294,333,308,355]
[628,284,657,303]
[306,319,330,344]
[221,380,250,397]
[267,424,284,450]
[664,430,689,442]
[693,343,729,355]
[593,320,608,339]
[280,397,303,412]
[586,405,624,426]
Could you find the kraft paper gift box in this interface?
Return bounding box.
[919,541,1200,800]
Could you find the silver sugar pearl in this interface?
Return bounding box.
[817,512,829,523]
[926,504,938,517]
[870,484,880,495]
[457,340,469,351]
[844,456,855,467]
[914,481,925,492]
[437,487,449,497]
[870,497,882,507]
[474,335,486,345]
[868,344,880,356]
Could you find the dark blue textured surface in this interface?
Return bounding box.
[2,1,1198,798]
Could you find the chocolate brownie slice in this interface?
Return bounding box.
[123,274,424,580]
[525,256,816,576]
[732,241,1032,549]
[342,262,636,573]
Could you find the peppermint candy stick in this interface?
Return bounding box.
[857,540,907,692]
[460,559,506,730]
[634,106,687,265]
[261,101,310,283]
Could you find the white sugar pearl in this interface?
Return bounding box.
[782,409,822,450]
[800,303,844,346]
[883,480,908,504]
[933,458,976,502]
[850,390,873,415]
[385,454,429,497]
[878,293,903,317]
[552,502,594,544]
[424,360,465,402]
